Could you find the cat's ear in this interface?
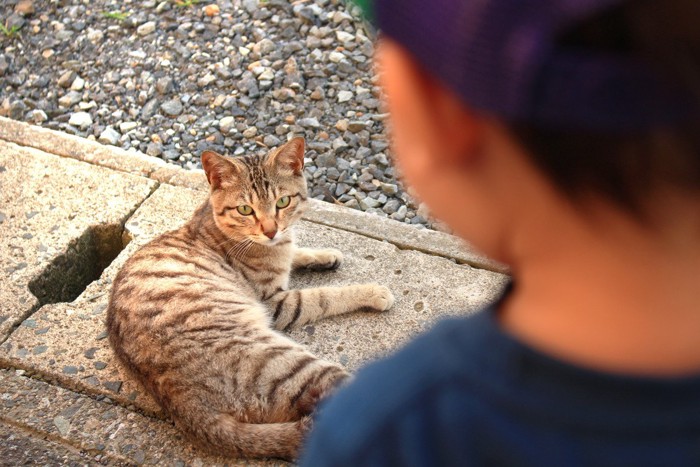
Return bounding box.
[269,137,305,176]
[201,150,238,190]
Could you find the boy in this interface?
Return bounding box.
[301,0,700,465]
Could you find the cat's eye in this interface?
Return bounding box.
[276,196,291,209]
[237,205,254,216]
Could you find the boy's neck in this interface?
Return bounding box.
[498,194,700,377]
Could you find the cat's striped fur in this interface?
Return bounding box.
[106,138,394,460]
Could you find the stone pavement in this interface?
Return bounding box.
[0,116,509,465]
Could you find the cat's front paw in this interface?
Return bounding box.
[359,285,395,312]
[305,248,343,271]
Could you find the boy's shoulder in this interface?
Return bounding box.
[301,293,700,466]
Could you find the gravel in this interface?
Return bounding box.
[0,0,441,230]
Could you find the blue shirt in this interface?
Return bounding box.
[301,296,700,466]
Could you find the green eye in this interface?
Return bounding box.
[276,196,291,209]
[237,205,254,216]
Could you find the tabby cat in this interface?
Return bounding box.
[106,137,395,460]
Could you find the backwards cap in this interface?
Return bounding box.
[354,0,695,130]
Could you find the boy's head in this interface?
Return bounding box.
[358,0,700,264]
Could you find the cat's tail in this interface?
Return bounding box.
[177,413,310,461]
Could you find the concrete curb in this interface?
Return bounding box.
[0,116,506,273]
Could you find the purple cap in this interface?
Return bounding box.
[364,0,695,130]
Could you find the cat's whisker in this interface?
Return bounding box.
[213,236,240,249]
[226,238,254,262]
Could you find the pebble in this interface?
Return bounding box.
[161,99,183,116]
[146,142,162,156]
[242,126,257,138]
[298,117,321,129]
[15,0,35,16]
[98,127,120,145]
[156,76,174,95]
[204,4,220,16]
[68,112,92,128]
[337,90,353,103]
[58,92,82,107]
[57,70,76,89]
[335,119,349,131]
[316,152,337,168]
[70,76,85,91]
[347,121,367,133]
[31,109,48,123]
[136,21,156,36]
[329,51,345,63]
[119,121,138,133]
[336,31,354,43]
[263,135,281,147]
[310,87,324,100]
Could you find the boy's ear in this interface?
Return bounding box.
[201,150,238,189]
[268,137,305,175]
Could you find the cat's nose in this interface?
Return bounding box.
[264,229,277,239]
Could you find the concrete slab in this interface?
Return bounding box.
[1,182,507,418]
[0,184,202,415]
[0,369,280,466]
[0,420,102,466]
[287,222,507,370]
[0,140,157,342]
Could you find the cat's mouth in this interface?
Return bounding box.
[251,230,288,246]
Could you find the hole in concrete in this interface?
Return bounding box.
[28,224,127,306]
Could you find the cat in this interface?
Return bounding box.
[106,137,395,460]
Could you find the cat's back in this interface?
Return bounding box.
[106,225,264,350]
[112,226,251,302]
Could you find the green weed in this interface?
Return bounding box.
[174,0,202,8]
[101,10,129,21]
[0,22,21,38]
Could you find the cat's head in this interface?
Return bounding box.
[201,137,308,246]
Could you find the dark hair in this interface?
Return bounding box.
[510,0,700,215]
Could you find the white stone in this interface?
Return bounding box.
[68,112,92,129]
[257,69,274,81]
[98,127,120,145]
[329,51,345,63]
[119,121,138,133]
[31,110,48,124]
[337,90,353,103]
[87,28,104,43]
[70,77,85,91]
[137,21,156,36]
[219,116,235,127]
[335,31,354,43]
[129,50,147,60]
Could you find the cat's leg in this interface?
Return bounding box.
[291,247,343,271]
[265,284,394,330]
